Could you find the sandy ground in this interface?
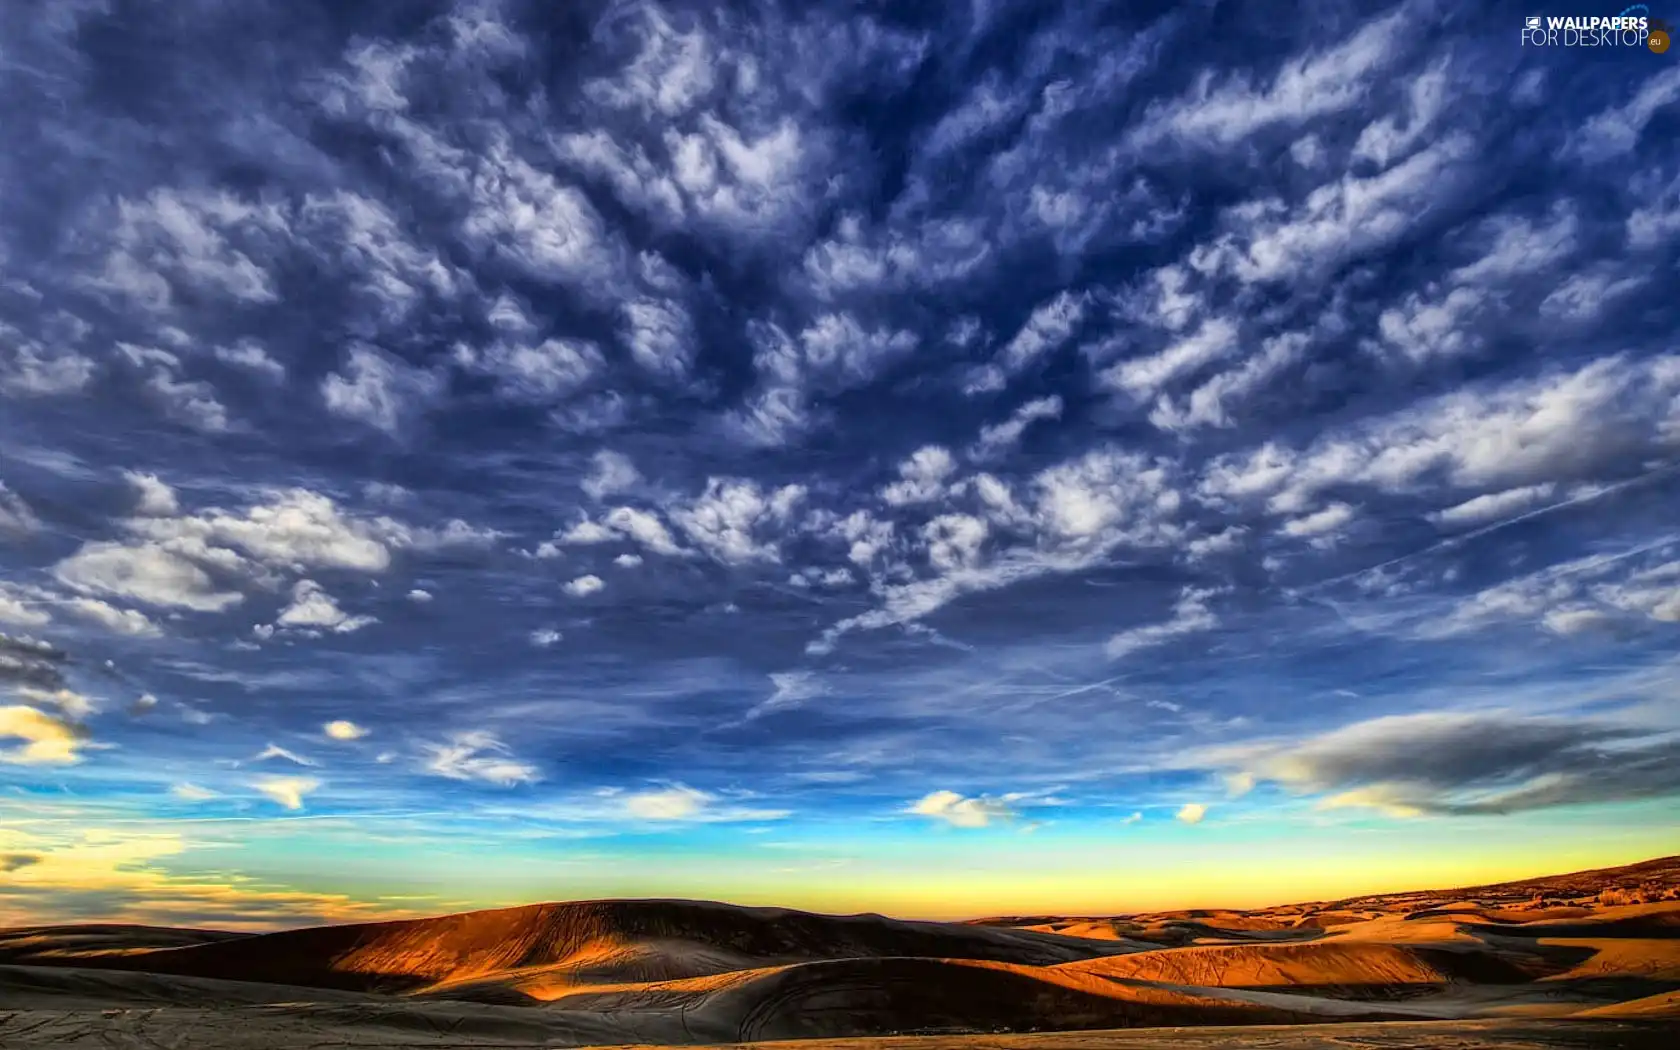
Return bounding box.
[0,1004,1671,1050]
[1,855,1675,1048]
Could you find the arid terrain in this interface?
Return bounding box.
[2,856,1677,1048]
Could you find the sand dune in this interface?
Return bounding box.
[0,923,241,965]
[2,854,1677,1049]
[53,899,1131,994]
[1576,988,1680,1018]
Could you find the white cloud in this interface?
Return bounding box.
[881,446,957,506]
[143,369,231,432]
[923,514,989,573]
[789,567,854,589]
[62,597,162,637]
[563,574,604,597]
[124,472,180,517]
[673,479,805,564]
[622,297,696,380]
[178,705,213,726]
[1130,10,1403,150]
[1430,484,1557,528]
[1451,204,1579,286]
[1186,526,1248,561]
[1374,204,1579,366]
[1539,265,1645,323]
[255,743,317,767]
[614,553,643,568]
[1351,60,1450,168]
[620,784,791,823]
[97,187,285,310]
[170,782,219,802]
[462,136,623,293]
[473,337,605,400]
[1626,171,1680,252]
[1034,448,1183,548]
[1,341,95,397]
[323,719,368,741]
[604,506,687,557]
[802,214,989,298]
[997,291,1087,373]
[727,384,813,448]
[298,191,462,319]
[406,520,504,551]
[1281,501,1356,540]
[1570,64,1680,163]
[0,484,40,536]
[560,518,618,546]
[253,776,320,810]
[530,628,562,647]
[407,588,433,602]
[624,785,709,820]
[582,5,715,116]
[1105,317,1239,399]
[1151,329,1307,433]
[1197,134,1472,287]
[909,790,1016,828]
[1198,354,1680,517]
[1108,587,1220,659]
[421,731,538,785]
[739,314,919,437]
[18,687,97,720]
[54,542,244,612]
[486,294,539,336]
[746,671,825,719]
[109,487,443,586]
[214,339,286,381]
[972,396,1062,459]
[275,579,376,634]
[321,344,444,435]
[1175,802,1208,824]
[1541,607,1616,636]
[0,587,51,628]
[582,451,642,501]
[813,448,1185,653]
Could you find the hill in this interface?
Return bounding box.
[1,854,1676,1048]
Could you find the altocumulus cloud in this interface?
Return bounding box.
[0,0,1677,912]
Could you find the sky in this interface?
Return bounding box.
[1,0,1678,930]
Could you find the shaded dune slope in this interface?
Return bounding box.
[0,924,241,965]
[536,956,1376,1041]
[1056,939,1544,996]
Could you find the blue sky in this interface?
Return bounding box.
[1,0,1678,928]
